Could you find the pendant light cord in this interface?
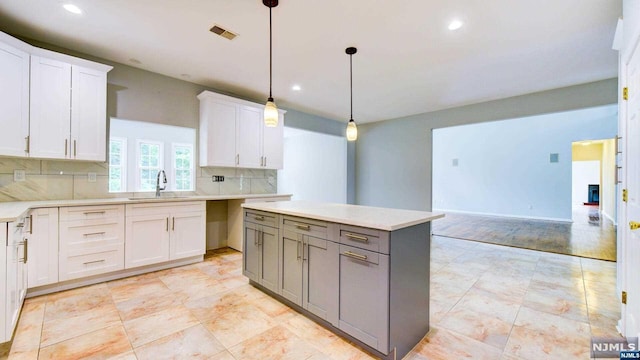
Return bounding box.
[269,6,273,99]
[349,53,353,120]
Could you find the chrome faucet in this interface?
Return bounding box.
[155,170,167,198]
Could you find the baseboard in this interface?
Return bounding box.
[602,210,617,226]
[432,208,572,223]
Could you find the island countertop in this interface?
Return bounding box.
[242,200,444,231]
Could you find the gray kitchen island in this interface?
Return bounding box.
[241,200,444,359]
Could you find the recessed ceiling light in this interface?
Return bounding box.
[448,20,463,31]
[292,85,301,91]
[63,4,83,14]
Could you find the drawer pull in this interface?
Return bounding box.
[295,224,311,231]
[83,211,106,215]
[345,233,369,243]
[83,259,106,265]
[343,251,367,261]
[83,232,106,237]
[254,216,265,221]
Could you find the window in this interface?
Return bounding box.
[109,118,196,193]
[172,143,194,191]
[136,140,164,191]
[109,138,127,192]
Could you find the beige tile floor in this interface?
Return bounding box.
[1,236,620,359]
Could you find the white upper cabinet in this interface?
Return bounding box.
[0,31,112,161]
[198,90,285,169]
[71,65,108,161]
[0,35,30,157]
[30,56,72,159]
[262,112,284,169]
[237,106,263,168]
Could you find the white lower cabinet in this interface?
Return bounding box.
[2,220,28,344]
[125,201,205,269]
[27,208,59,288]
[59,205,125,281]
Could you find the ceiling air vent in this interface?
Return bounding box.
[210,25,237,40]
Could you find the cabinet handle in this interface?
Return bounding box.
[295,223,311,231]
[260,231,264,246]
[260,156,264,167]
[264,156,267,167]
[343,251,367,261]
[297,239,301,260]
[166,217,169,231]
[83,232,106,237]
[254,229,259,246]
[28,214,33,234]
[83,211,106,215]
[83,259,105,265]
[74,140,77,157]
[254,216,265,221]
[65,139,68,156]
[345,233,369,243]
[236,154,239,165]
[23,239,28,264]
[24,136,30,153]
[303,240,308,261]
[172,217,175,231]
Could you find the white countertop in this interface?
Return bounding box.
[242,200,444,231]
[0,194,292,222]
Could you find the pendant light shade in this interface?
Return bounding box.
[345,47,358,141]
[264,0,279,127]
[264,98,278,127]
[346,119,358,141]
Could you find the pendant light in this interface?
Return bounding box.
[264,0,279,127]
[345,47,358,141]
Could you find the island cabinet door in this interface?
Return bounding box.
[243,222,261,283]
[338,244,390,354]
[280,229,303,305]
[303,236,339,326]
[259,225,279,293]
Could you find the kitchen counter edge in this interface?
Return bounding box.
[0,194,292,222]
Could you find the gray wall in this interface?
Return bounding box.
[355,79,618,211]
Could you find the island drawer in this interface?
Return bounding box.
[244,210,278,227]
[60,204,124,222]
[59,244,124,281]
[283,216,328,237]
[339,224,389,254]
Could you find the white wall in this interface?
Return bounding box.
[572,161,600,205]
[432,104,618,221]
[277,128,347,203]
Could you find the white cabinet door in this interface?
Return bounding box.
[237,106,263,168]
[30,56,72,159]
[27,208,59,288]
[125,214,171,268]
[5,222,27,344]
[170,211,206,260]
[0,40,29,157]
[199,98,237,167]
[262,112,284,169]
[71,65,107,161]
[0,223,6,342]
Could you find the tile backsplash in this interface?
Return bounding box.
[0,158,277,202]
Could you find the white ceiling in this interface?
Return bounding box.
[0,0,621,124]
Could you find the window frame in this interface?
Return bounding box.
[108,137,127,193]
[171,142,195,192]
[135,139,164,192]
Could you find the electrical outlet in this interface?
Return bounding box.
[88,172,97,182]
[211,175,225,182]
[14,170,26,182]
